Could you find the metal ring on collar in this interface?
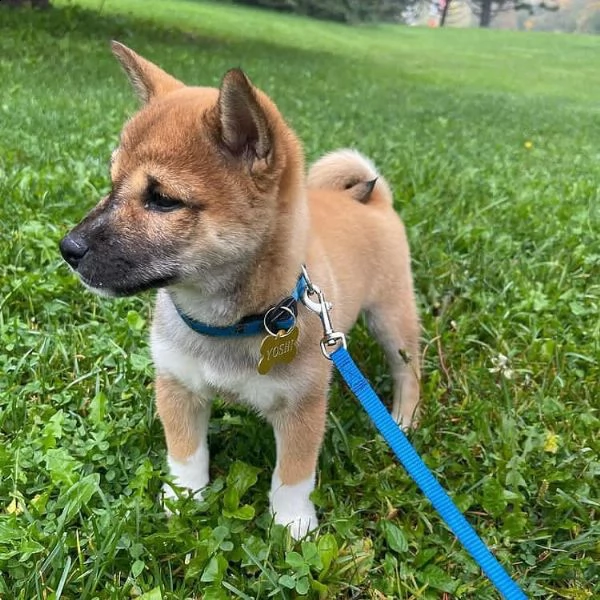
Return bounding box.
[263,304,296,337]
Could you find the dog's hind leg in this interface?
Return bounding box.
[156,375,212,505]
[364,293,421,430]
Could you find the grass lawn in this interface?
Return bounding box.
[1,0,599,598]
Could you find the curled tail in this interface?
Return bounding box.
[307,148,393,206]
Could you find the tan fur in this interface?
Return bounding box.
[156,376,208,461]
[307,148,393,207]
[62,43,421,527]
[273,390,328,485]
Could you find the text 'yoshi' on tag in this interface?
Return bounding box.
[258,326,299,374]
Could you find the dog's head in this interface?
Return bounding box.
[59,42,303,297]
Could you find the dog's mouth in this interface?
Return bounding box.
[79,276,117,298]
[78,272,178,298]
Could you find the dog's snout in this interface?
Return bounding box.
[60,233,89,269]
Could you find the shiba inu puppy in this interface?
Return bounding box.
[59,42,421,539]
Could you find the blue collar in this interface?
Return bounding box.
[174,274,307,338]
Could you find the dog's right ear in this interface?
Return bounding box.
[111,41,184,104]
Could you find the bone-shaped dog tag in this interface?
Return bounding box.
[257,327,299,375]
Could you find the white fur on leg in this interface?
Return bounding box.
[162,443,209,508]
[269,472,318,539]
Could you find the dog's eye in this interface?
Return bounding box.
[145,191,184,213]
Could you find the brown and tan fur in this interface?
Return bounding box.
[59,42,420,538]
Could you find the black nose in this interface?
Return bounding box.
[59,233,89,269]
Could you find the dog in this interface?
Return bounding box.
[59,42,421,539]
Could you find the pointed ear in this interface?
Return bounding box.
[218,69,272,160]
[111,41,184,103]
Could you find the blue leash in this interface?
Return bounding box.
[298,265,527,599]
[331,346,527,600]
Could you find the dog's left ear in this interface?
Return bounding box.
[111,41,184,104]
[218,69,272,161]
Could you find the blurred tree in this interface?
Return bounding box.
[233,0,410,23]
[403,0,440,25]
[440,0,474,26]
[3,0,51,6]
[469,0,559,26]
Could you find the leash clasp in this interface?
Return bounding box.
[300,264,347,360]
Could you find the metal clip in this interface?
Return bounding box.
[300,264,347,359]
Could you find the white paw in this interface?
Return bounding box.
[161,478,205,503]
[161,447,209,514]
[269,473,318,539]
[273,507,319,539]
[161,480,206,515]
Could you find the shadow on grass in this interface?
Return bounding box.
[0,3,356,73]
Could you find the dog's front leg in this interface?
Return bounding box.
[268,391,327,539]
[156,375,211,503]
